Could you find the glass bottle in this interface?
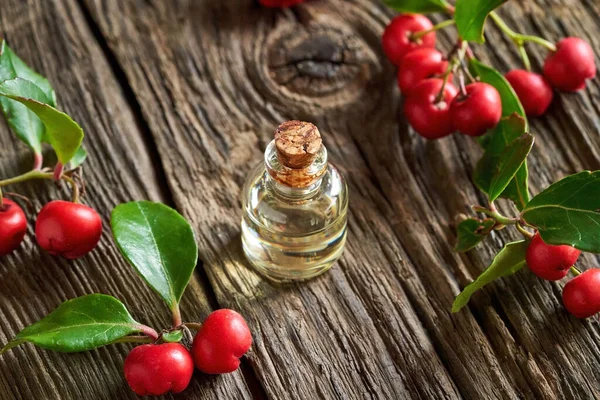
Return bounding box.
[241,120,348,282]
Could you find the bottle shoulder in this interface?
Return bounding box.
[242,163,348,235]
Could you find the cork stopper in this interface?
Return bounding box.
[274,120,322,169]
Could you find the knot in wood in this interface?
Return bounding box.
[274,120,322,169]
[267,24,372,99]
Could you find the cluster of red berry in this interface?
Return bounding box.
[382,14,596,139]
[526,234,600,319]
[0,198,101,259]
[124,309,252,396]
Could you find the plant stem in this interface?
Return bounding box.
[489,11,556,51]
[472,205,519,225]
[32,153,43,170]
[434,61,456,103]
[172,305,182,328]
[515,222,534,239]
[518,45,531,72]
[182,322,203,331]
[410,19,455,41]
[137,325,159,341]
[110,336,153,345]
[0,170,80,203]
[570,266,581,276]
[53,162,64,181]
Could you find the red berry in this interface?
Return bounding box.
[505,70,553,117]
[450,82,502,137]
[259,0,305,7]
[543,37,596,92]
[563,269,600,318]
[35,200,102,259]
[526,233,581,281]
[192,309,252,374]
[398,48,449,95]
[124,343,194,396]
[0,199,27,256]
[382,14,435,66]
[403,78,458,139]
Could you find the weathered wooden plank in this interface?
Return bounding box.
[0,1,251,399]
[80,0,467,399]
[82,0,600,398]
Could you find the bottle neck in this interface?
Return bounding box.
[264,140,327,198]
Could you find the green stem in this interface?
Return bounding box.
[182,322,203,331]
[110,336,154,345]
[0,170,80,203]
[489,11,556,51]
[518,45,531,72]
[472,205,519,225]
[410,19,455,41]
[570,266,581,276]
[172,305,182,328]
[434,60,457,103]
[515,222,534,239]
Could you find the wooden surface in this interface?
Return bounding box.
[1,0,600,398]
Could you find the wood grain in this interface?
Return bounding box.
[1,0,600,398]
[80,0,600,398]
[0,1,250,399]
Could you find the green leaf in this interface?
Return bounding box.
[0,78,84,164]
[383,0,450,13]
[69,146,88,169]
[0,43,44,154]
[1,42,56,106]
[162,330,183,343]
[487,133,534,201]
[473,114,530,208]
[0,294,142,353]
[469,58,526,121]
[452,240,528,312]
[455,0,507,43]
[470,59,530,209]
[521,171,600,252]
[455,218,496,252]
[111,201,198,310]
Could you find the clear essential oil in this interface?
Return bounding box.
[241,121,348,282]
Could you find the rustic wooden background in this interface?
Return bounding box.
[0,0,599,398]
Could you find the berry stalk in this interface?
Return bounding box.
[489,11,556,51]
[410,19,455,41]
[0,169,80,203]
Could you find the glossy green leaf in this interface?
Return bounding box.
[0,78,83,164]
[521,171,600,252]
[162,330,183,343]
[69,146,88,169]
[487,133,534,201]
[455,218,496,252]
[452,240,528,312]
[0,295,142,354]
[111,201,198,310]
[470,59,530,209]
[473,114,530,208]
[0,43,44,154]
[1,42,56,106]
[383,0,450,13]
[455,0,507,43]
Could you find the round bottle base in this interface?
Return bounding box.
[241,231,346,283]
